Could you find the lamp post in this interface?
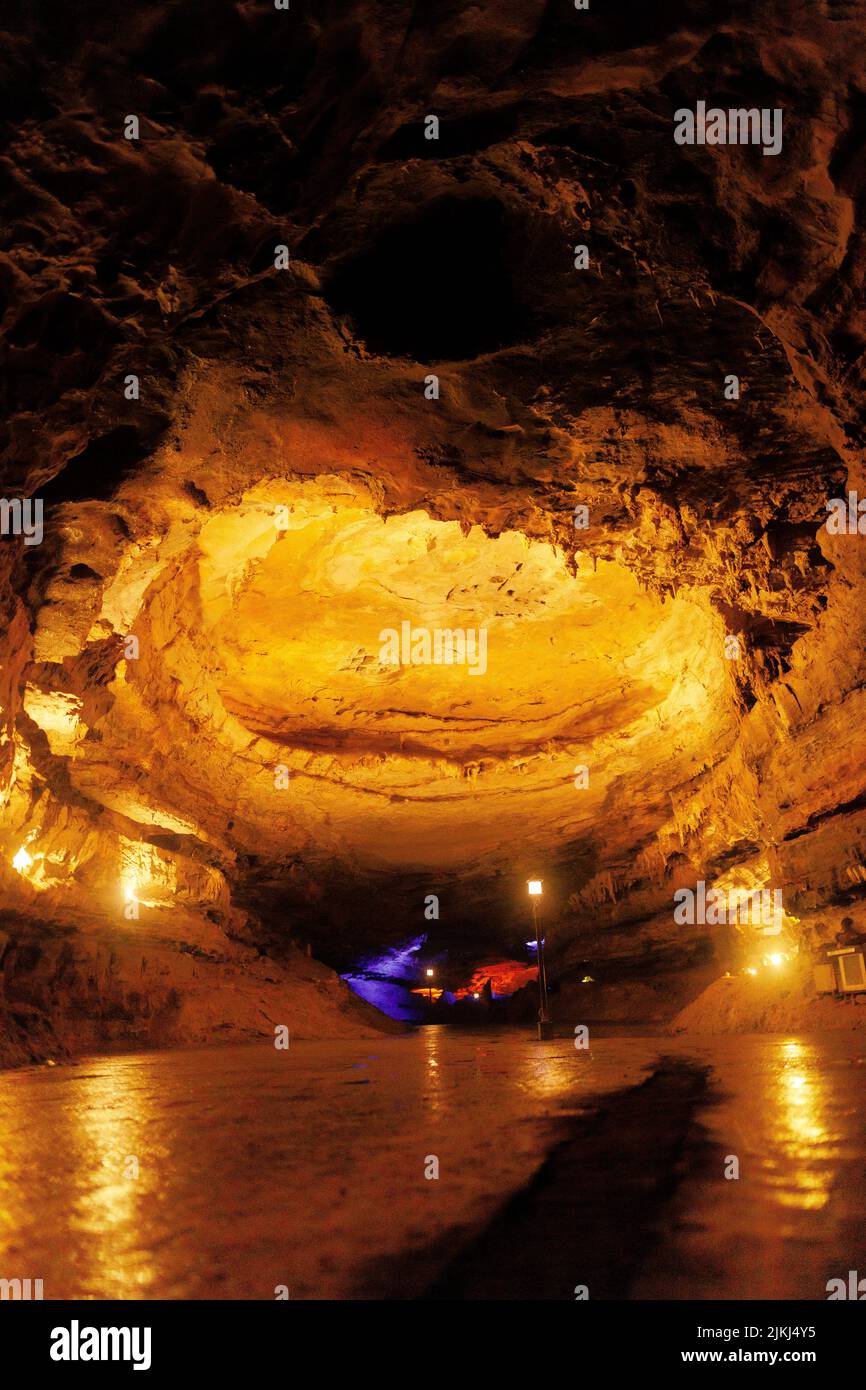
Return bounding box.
[528,879,551,1039]
[426,967,434,1005]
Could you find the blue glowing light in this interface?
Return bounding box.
[342,976,424,1022]
[342,934,429,1021]
[354,935,427,979]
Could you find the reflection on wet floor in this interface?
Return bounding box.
[0,1029,864,1299]
[631,1034,866,1300]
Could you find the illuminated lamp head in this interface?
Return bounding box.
[12,847,33,874]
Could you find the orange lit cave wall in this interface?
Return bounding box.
[0,732,397,1067]
[453,962,539,999]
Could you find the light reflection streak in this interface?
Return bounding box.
[68,1065,160,1294]
[769,1040,833,1212]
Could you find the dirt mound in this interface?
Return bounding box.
[668,963,866,1034]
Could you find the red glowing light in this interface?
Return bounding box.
[453,961,538,1000]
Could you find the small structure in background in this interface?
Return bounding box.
[813,918,866,998]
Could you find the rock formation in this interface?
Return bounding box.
[2,1,866,1059]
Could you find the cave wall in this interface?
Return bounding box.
[2,2,866,1053]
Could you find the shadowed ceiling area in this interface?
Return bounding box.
[2,0,866,1054]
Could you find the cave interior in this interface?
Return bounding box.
[2,0,866,1058]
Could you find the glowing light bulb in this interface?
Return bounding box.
[12,847,33,874]
[746,967,758,976]
[527,879,543,897]
[768,953,784,967]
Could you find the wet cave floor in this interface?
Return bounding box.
[0,1028,864,1300]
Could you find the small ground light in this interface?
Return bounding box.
[426,967,434,1004]
[473,992,479,999]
